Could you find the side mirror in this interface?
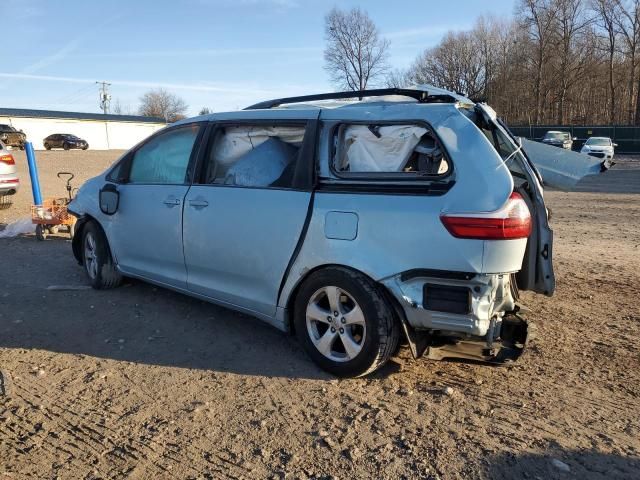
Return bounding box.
[572,137,577,141]
[99,183,119,215]
[613,143,618,147]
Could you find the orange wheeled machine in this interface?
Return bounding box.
[31,172,76,241]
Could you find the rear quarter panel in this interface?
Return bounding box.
[279,104,526,308]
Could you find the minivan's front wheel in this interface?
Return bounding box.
[294,268,400,377]
[82,222,122,289]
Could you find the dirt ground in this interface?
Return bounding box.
[0,150,639,479]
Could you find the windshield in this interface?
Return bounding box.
[0,125,16,133]
[65,135,80,139]
[585,138,610,146]
[544,132,569,140]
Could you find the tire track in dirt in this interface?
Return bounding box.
[4,376,250,479]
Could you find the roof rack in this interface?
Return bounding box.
[244,88,458,110]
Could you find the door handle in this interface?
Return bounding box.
[188,199,209,208]
[163,197,181,207]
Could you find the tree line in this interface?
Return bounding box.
[325,1,640,126]
[124,1,640,125]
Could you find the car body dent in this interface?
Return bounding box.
[381,272,514,337]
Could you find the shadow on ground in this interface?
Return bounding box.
[0,236,407,380]
[487,447,640,479]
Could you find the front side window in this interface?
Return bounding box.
[128,124,200,184]
[333,123,450,176]
[203,124,307,188]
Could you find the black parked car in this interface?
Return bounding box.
[43,134,89,151]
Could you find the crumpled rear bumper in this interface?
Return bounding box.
[381,270,530,363]
[381,271,515,337]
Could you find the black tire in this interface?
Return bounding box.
[293,267,400,378]
[82,145,88,150]
[63,143,70,151]
[35,224,46,241]
[81,221,122,289]
[44,143,51,150]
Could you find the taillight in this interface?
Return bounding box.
[0,154,15,165]
[440,192,532,240]
[0,155,16,165]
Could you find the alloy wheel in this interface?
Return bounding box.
[84,232,98,279]
[305,286,366,362]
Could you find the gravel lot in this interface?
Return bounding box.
[1,150,639,479]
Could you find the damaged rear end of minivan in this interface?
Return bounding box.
[379,101,556,365]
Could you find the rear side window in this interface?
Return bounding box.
[203,124,307,188]
[333,124,450,176]
[128,124,200,184]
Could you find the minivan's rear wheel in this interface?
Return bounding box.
[294,267,400,377]
[82,222,122,289]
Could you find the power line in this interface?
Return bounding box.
[96,81,112,114]
[55,84,95,106]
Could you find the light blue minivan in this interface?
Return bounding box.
[69,87,558,377]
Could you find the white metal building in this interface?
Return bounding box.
[0,108,166,150]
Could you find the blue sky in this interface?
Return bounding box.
[1,0,515,116]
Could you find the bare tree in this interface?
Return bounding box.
[615,0,640,123]
[553,0,592,123]
[593,0,620,122]
[112,99,123,115]
[385,68,409,88]
[407,31,486,98]
[518,0,562,124]
[112,99,132,115]
[138,89,188,122]
[199,107,212,115]
[321,0,640,126]
[324,7,390,91]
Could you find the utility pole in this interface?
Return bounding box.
[96,81,111,114]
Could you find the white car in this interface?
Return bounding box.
[580,137,616,160]
[0,140,19,199]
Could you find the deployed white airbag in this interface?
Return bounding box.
[341,125,428,172]
[520,138,608,190]
[224,138,296,187]
[213,126,305,169]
